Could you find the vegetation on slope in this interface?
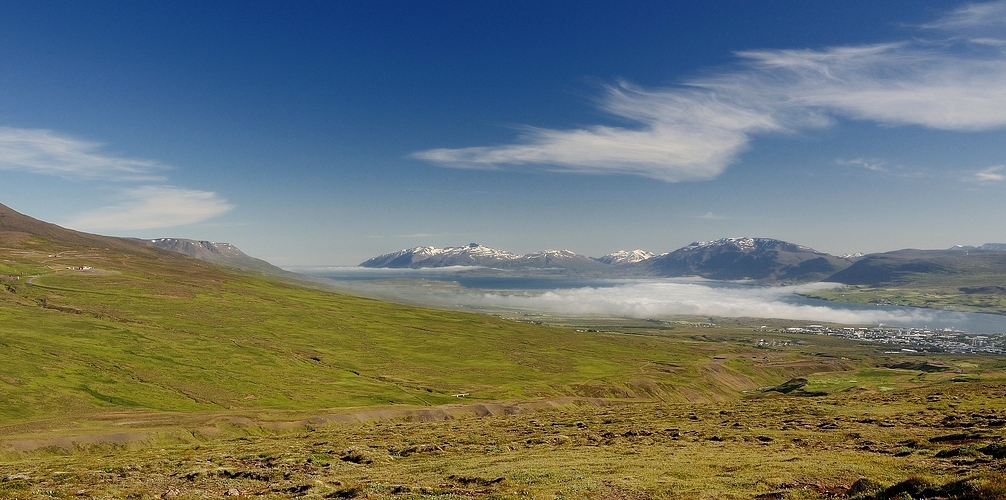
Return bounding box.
[5,204,1006,498]
[808,250,1006,314]
[2,231,861,430]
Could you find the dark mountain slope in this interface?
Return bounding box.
[643,237,851,283]
[0,202,156,254]
[146,238,288,275]
[0,203,289,277]
[825,249,1006,288]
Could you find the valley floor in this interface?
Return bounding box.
[803,286,1006,317]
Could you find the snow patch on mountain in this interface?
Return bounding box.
[685,237,814,253]
[360,243,521,268]
[522,249,581,260]
[597,249,654,264]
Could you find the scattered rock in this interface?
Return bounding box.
[393,443,442,457]
[339,448,373,464]
[325,486,362,498]
[979,442,1006,459]
[847,478,883,496]
[448,475,504,486]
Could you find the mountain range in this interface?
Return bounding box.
[360,238,853,283]
[362,238,1006,285]
[6,200,1006,287]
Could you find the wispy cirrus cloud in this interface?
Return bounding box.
[64,185,234,231]
[972,165,1006,183]
[413,2,1006,183]
[837,158,888,172]
[694,212,725,220]
[414,83,784,182]
[0,126,234,230]
[921,0,1006,36]
[0,127,166,181]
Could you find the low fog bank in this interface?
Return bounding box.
[455,281,945,325]
[315,275,955,326]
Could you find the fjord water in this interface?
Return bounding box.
[305,268,1006,334]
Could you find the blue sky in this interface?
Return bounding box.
[1,1,1005,265]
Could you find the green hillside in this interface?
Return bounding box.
[2,227,855,430]
[5,205,1006,498]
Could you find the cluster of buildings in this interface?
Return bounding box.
[761,324,1006,355]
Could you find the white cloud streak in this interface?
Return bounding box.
[0,127,166,181]
[921,0,1006,33]
[414,83,783,182]
[837,158,887,172]
[0,126,235,230]
[64,185,234,231]
[973,165,1006,182]
[413,3,1006,182]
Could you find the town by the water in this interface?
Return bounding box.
[762,324,1006,355]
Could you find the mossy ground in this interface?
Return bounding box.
[3,382,1006,499]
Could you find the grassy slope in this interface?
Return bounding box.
[1,235,860,432]
[6,232,1006,498]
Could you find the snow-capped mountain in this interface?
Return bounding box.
[522,249,579,262]
[361,238,852,282]
[518,249,606,270]
[949,243,1006,252]
[360,244,606,271]
[683,237,815,253]
[360,243,520,268]
[596,249,655,265]
[644,237,851,282]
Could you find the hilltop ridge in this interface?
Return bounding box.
[0,202,154,254]
[146,237,288,275]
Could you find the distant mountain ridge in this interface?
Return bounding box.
[826,247,1006,287]
[360,243,609,272]
[0,202,290,276]
[950,243,1006,252]
[360,243,521,268]
[0,202,155,254]
[643,237,852,282]
[361,237,854,283]
[146,238,287,274]
[596,249,655,264]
